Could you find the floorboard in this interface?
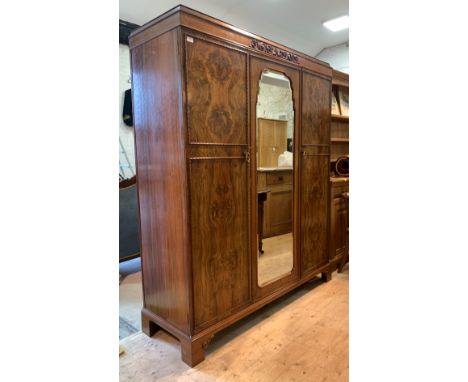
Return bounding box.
[258,232,294,286]
[119,268,349,381]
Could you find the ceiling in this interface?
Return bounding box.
[119,0,349,57]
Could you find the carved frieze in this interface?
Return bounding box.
[250,39,299,63]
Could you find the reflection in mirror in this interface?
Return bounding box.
[256,70,294,287]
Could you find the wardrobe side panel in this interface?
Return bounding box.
[300,72,331,274]
[131,29,191,333]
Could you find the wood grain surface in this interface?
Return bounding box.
[300,154,330,274]
[300,71,331,275]
[330,183,349,261]
[190,158,250,330]
[301,72,331,145]
[186,37,247,145]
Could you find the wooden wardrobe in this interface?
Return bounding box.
[129,5,336,366]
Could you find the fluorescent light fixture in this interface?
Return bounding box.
[323,15,349,32]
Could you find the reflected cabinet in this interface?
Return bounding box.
[130,5,335,367]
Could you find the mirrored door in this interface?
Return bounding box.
[256,70,294,286]
[250,57,300,297]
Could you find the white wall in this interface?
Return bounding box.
[316,42,349,73]
[119,44,136,179]
[256,82,294,138]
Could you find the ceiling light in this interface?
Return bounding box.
[323,15,349,32]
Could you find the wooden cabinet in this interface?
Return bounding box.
[257,118,288,167]
[330,179,349,261]
[257,169,292,237]
[329,70,349,270]
[129,5,333,367]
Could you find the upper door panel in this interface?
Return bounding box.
[186,37,248,145]
[301,73,331,145]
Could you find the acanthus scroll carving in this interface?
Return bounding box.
[250,39,299,63]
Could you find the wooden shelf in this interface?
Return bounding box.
[331,69,349,87]
[331,114,349,122]
[330,71,349,171]
[331,138,349,143]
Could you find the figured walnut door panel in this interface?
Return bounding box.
[190,158,250,330]
[301,71,331,274]
[302,72,331,145]
[186,38,247,145]
[300,155,330,274]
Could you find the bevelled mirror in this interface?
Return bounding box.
[256,70,294,287]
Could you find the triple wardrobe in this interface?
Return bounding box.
[129,5,337,366]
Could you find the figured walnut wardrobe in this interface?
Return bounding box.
[129,5,336,366]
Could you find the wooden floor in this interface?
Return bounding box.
[258,233,294,286]
[119,267,348,382]
[120,272,143,337]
